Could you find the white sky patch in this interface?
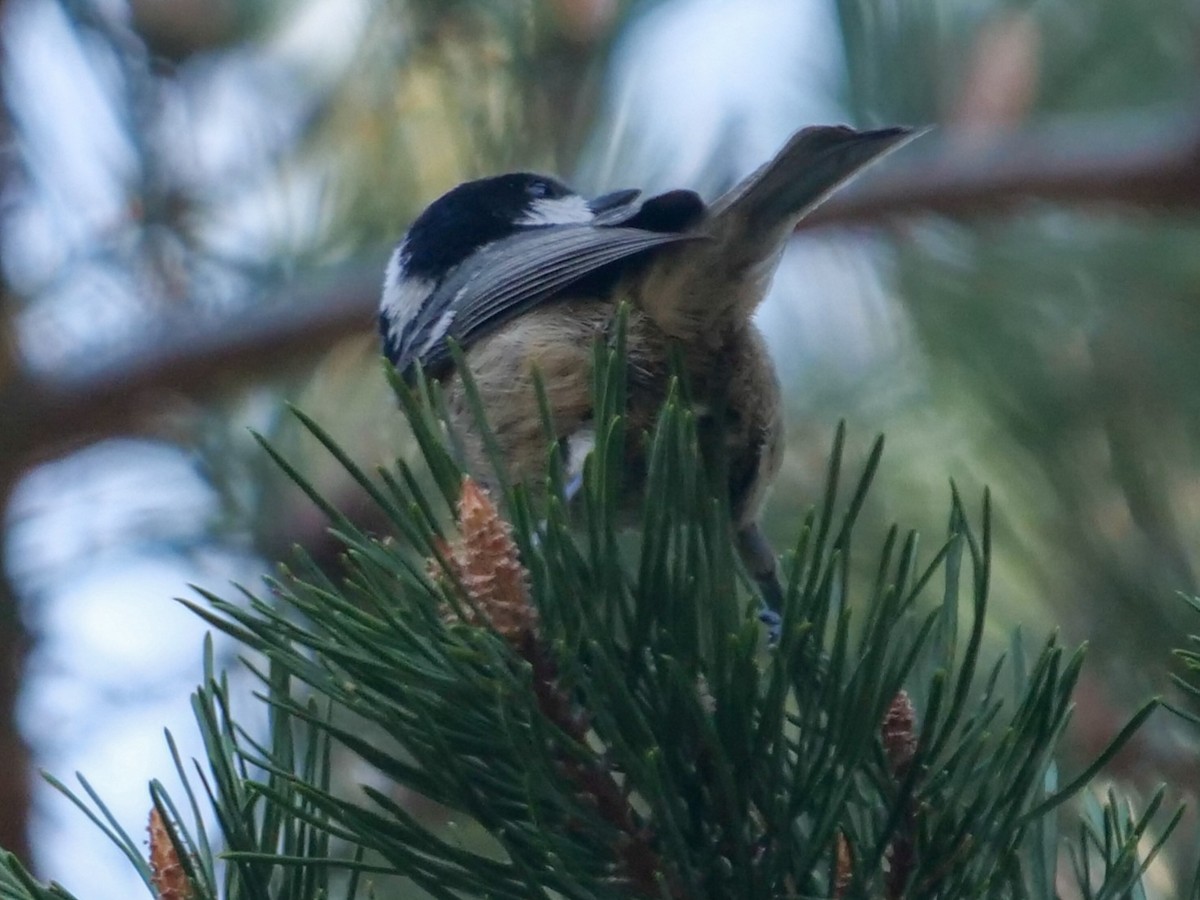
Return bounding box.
[518,194,593,226]
[3,0,135,261]
[267,0,372,85]
[8,439,261,900]
[7,440,217,589]
[578,0,913,385]
[582,0,846,196]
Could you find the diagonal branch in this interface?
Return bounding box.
[2,265,383,466]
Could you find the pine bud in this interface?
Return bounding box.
[832,830,853,898]
[434,477,538,642]
[147,808,192,900]
[881,689,918,778]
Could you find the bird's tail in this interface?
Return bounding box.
[638,125,917,340]
[708,125,914,224]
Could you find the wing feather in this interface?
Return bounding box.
[394,225,700,375]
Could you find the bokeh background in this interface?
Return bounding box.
[2,0,1200,896]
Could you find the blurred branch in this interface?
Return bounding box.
[2,263,383,467]
[5,107,1200,472]
[0,0,34,867]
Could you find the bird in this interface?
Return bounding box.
[379,124,915,632]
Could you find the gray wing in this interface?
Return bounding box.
[393,225,700,376]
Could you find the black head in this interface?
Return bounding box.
[399,173,590,280]
[621,189,706,233]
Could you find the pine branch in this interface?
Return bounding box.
[0,334,1185,899]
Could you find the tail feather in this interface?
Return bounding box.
[635,124,921,341]
[708,125,916,224]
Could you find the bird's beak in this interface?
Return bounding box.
[588,188,641,215]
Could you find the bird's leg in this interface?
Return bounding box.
[736,521,784,643]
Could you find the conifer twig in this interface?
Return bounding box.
[437,478,681,898]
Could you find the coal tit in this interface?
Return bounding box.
[380,125,914,628]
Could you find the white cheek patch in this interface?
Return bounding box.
[380,243,435,344]
[518,194,593,226]
[379,242,410,319]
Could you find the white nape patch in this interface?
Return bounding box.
[564,425,596,481]
[518,194,594,226]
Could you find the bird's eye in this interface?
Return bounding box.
[529,181,551,199]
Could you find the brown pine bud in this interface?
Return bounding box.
[434,478,538,643]
[882,690,918,778]
[148,808,192,900]
[832,830,853,898]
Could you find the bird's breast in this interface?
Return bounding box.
[441,296,781,518]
